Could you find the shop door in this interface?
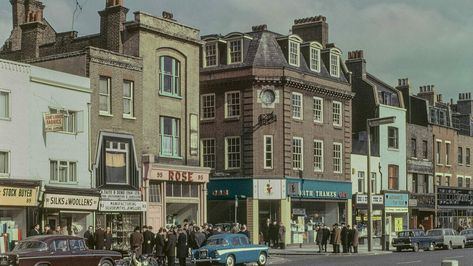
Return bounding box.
[47,216,58,229]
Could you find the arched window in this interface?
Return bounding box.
[159,56,180,97]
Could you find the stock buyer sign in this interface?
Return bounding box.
[44,193,99,210]
[149,166,209,183]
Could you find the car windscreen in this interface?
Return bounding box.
[397,231,413,237]
[13,241,48,251]
[206,238,229,246]
[427,230,442,236]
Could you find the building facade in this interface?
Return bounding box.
[0,59,91,251]
[200,17,353,245]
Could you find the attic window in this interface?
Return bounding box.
[330,49,341,78]
[228,39,243,64]
[309,42,322,72]
[288,36,302,67]
[204,42,218,67]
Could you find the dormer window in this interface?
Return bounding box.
[204,42,218,67]
[228,39,243,64]
[309,42,322,72]
[330,49,341,77]
[288,36,302,67]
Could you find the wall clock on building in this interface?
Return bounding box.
[260,89,276,105]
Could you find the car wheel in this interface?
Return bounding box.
[257,252,267,266]
[428,242,435,251]
[99,259,114,266]
[225,255,235,266]
[396,247,402,252]
[413,243,419,252]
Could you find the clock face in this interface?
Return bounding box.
[261,89,276,105]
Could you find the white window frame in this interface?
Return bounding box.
[458,175,464,188]
[201,138,216,169]
[159,56,181,97]
[313,140,324,172]
[333,142,343,173]
[204,42,218,67]
[224,91,241,119]
[330,50,341,77]
[225,136,241,170]
[201,93,216,120]
[309,43,322,72]
[313,97,323,123]
[388,126,399,149]
[160,117,180,158]
[49,159,77,184]
[123,80,134,118]
[228,38,243,64]
[0,89,11,120]
[292,92,303,120]
[104,140,129,185]
[332,101,342,127]
[292,137,303,170]
[49,108,77,134]
[436,139,442,165]
[288,40,300,67]
[445,141,451,166]
[149,183,161,203]
[99,76,111,115]
[357,171,365,193]
[264,135,273,169]
[0,150,10,177]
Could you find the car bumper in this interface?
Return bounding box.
[191,257,224,264]
[392,243,413,249]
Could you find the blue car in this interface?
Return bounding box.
[191,233,269,266]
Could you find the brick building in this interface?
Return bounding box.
[200,17,353,245]
[1,0,209,248]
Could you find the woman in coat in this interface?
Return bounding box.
[334,224,341,253]
[352,225,359,253]
[155,228,166,266]
[176,229,188,266]
[278,222,286,249]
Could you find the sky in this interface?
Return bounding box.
[1,0,472,101]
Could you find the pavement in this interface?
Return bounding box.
[269,242,391,256]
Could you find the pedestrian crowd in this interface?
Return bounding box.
[316,223,359,254]
[28,223,75,236]
[260,219,286,249]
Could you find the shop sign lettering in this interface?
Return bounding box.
[99,200,147,212]
[150,168,209,183]
[355,194,384,205]
[100,189,141,201]
[44,194,99,210]
[0,186,37,206]
[43,113,64,132]
[300,190,348,199]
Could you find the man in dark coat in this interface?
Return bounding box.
[193,227,206,249]
[84,226,95,249]
[341,223,348,253]
[143,226,155,255]
[238,225,250,241]
[165,230,177,266]
[130,226,144,256]
[43,225,54,235]
[29,224,41,237]
[322,225,330,252]
[155,228,166,266]
[95,226,106,250]
[105,227,113,250]
[347,225,353,252]
[176,228,188,266]
[261,218,271,246]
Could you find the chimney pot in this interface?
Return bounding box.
[252,24,267,32]
[162,11,174,20]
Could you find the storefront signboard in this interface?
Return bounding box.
[149,167,209,183]
[253,179,286,199]
[44,193,99,210]
[0,186,38,206]
[385,207,408,213]
[437,187,473,207]
[100,189,141,201]
[43,113,64,132]
[99,201,147,212]
[287,179,352,200]
[384,193,409,208]
[292,208,306,216]
[207,179,253,200]
[355,194,384,205]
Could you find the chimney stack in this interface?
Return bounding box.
[99,0,128,53]
[345,50,366,79]
[162,11,174,20]
[252,24,267,32]
[291,15,328,46]
[417,84,437,106]
[20,20,46,59]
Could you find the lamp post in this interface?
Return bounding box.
[366,116,396,252]
[234,195,247,224]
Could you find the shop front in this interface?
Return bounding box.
[382,192,409,250]
[437,186,473,229]
[409,193,435,230]
[96,189,146,251]
[286,178,352,245]
[352,194,384,239]
[145,164,210,229]
[0,179,40,252]
[42,186,99,237]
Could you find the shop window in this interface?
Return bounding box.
[149,183,161,203]
[160,116,180,158]
[123,80,134,118]
[388,164,399,190]
[388,127,399,149]
[201,138,216,169]
[96,213,141,251]
[225,91,240,119]
[105,141,128,185]
[0,151,9,176]
[159,56,181,97]
[99,76,111,115]
[225,136,241,169]
[0,90,10,119]
[50,160,77,183]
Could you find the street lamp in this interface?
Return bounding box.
[366,116,396,252]
[234,195,247,224]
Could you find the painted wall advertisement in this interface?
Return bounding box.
[44,193,99,210]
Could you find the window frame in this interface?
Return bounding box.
[104,140,129,185]
[333,142,343,173]
[329,50,341,78]
[263,135,273,169]
[458,147,463,165]
[160,116,181,158]
[388,164,399,190]
[159,56,181,97]
[149,182,161,203]
[224,91,241,119]
[0,89,11,120]
[201,138,216,169]
[49,159,78,184]
[98,76,111,115]
[204,42,218,67]
[357,171,365,193]
[313,139,324,172]
[201,93,216,120]
[225,136,241,170]
[313,97,323,123]
[445,141,451,166]
[292,137,303,170]
[436,140,442,165]
[122,80,134,118]
[309,43,322,72]
[0,150,10,177]
[227,38,243,64]
[48,108,78,134]
[292,92,303,120]
[388,127,399,149]
[288,40,300,67]
[411,138,417,158]
[422,140,428,159]
[332,101,342,127]
[467,148,471,165]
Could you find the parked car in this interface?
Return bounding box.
[0,235,122,266]
[426,228,466,250]
[392,229,433,252]
[191,233,268,266]
[459,229,473,246]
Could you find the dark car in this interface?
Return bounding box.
[392,229,433,252]
[460,229,473,246]
[0,235,122,266]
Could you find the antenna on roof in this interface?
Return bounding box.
[72,0,84,31]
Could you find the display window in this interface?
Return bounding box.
[0,208,26,252]
[96,213,141,251]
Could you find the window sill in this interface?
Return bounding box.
[314,120,323,124]
[292,117,303,121]
[388,148,400,152]
[50,131,79,136]
[333,171,343,174]
[333,124,343,129]
[159,154,183,160]
[445,164,452,168]
[200,119,215,124]
[314,169,324,173]
[224,116,240,122]
[49,181,79,185]
[99,112,113,117]
[0,117,11,121]
[0,174,10,177]
[123,115,136,120]
[159,92,183,99]
[436,163,444,166]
